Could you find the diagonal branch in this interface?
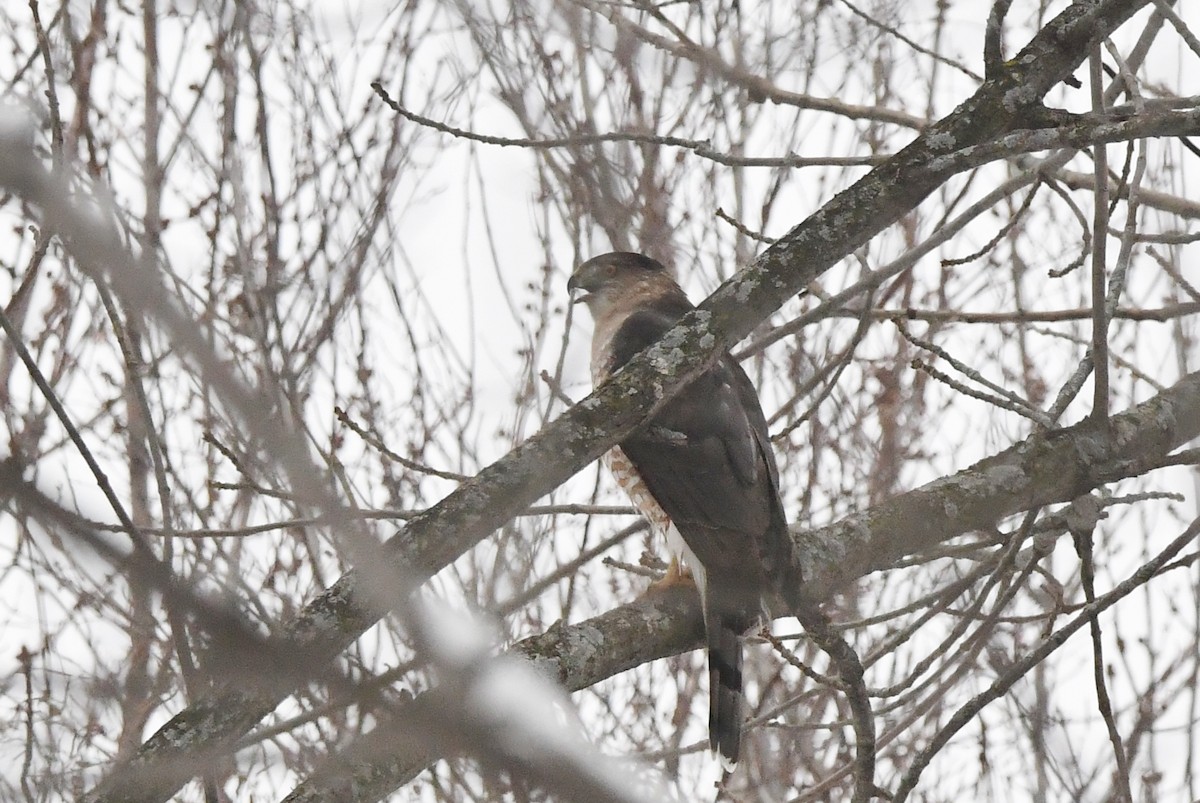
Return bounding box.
[285,369,1200,802]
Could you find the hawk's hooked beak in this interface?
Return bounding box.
[567,273,589,305]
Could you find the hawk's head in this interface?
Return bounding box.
[567,252,675,318]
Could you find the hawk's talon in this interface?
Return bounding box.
[643,556,696,596]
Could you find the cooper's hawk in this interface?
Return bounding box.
[568,251,788,767]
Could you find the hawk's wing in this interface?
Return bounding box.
[608,308,785,605]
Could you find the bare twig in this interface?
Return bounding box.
[840,0,981,81]
[370,81,883,169]
[984,0,1014,79]
[1069,496,1133,803]
[795,611,877,803]
[1090,48,1112,423]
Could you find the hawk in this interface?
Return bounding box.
[568,251,788,767]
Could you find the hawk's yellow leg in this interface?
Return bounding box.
[645,555,696,594]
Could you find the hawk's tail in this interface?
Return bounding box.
[707,614,743,769]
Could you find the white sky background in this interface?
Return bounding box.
[1,0,1200,800]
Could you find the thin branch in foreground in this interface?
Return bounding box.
[899,320,1052,426]
[1070,496,1133,803]
[0,302,143,539]
[1089,47,1112,424]
[795,610,877,803]
[857,302,1200,324]
[370,81,882,169]
[840,0,981,81]
[334,405,471,482]
[940,177,1040,267]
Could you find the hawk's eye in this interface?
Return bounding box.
[604,264,617,278]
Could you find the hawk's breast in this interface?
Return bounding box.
[585,284,715,612]
[605,445,708,609]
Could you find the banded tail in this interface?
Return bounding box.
[707,613,744,769]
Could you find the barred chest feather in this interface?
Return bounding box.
[604,446,709,611]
